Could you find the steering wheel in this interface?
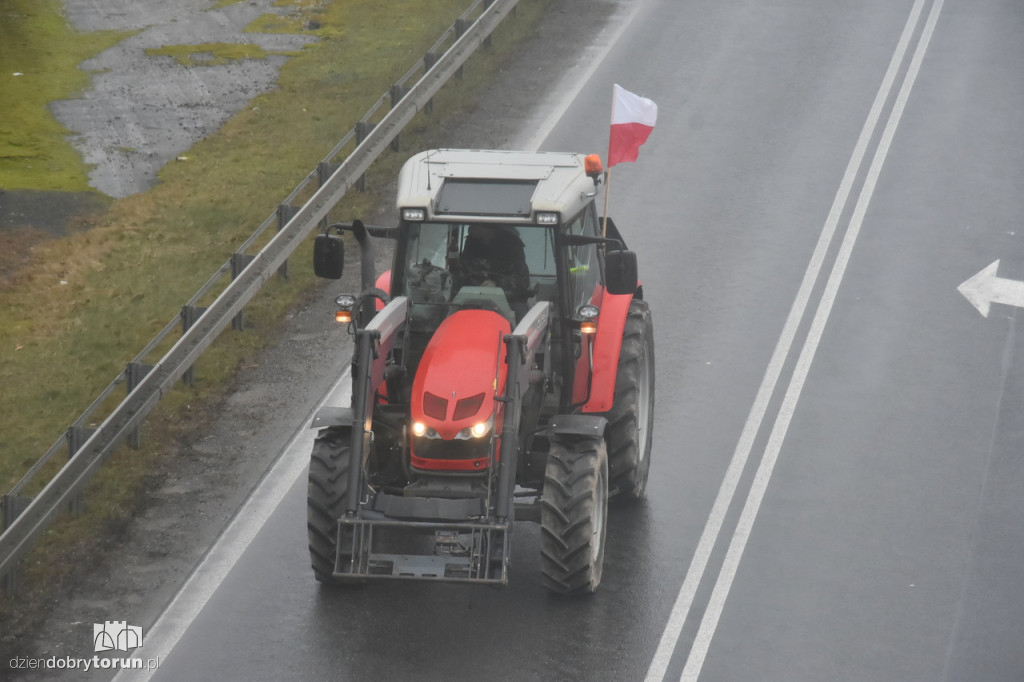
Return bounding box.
[407,261,453,303]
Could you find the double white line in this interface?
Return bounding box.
[645,0,946,679]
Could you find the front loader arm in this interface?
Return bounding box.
[496,302,551,518]
[346,296,408,513]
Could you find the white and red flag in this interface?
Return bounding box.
[607,84,657,167]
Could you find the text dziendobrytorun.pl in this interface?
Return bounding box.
[9,655,160,672]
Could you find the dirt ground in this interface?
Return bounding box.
[1,0,625,677]
[0,189,108,276]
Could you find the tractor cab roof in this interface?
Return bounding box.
[396,149,599,226]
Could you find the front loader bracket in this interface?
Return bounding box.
[334,517,509,585]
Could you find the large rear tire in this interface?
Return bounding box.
[540,438,609,595]
[307,429,357,585]
[606,299,655,501]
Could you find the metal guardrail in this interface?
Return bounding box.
[0,0,522,588]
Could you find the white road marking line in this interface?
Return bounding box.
[679,1,946,679]
[113,369,352,682]
[643,0,933,679]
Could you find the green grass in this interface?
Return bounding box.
[0,0,548,605]
[0,0,129,191]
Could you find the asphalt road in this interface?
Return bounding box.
[98,0,1024,679]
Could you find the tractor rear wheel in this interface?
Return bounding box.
[540,438,609,595]
[606,299,655,501]
[307,429,359,585]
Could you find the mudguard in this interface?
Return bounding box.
[546,414,608,442]
[582,289,635,413]
[311,406,354,429]
[374,270,392,312]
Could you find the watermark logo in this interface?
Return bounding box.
[94,621,143,653]
[9,621,158,673]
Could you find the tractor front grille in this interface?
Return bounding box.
[411,436,492,471]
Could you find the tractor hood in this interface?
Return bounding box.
[411,309,510,443]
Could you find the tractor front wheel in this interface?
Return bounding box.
[606,299,655,501]
[307,429,359,585]
[540,438,609,595]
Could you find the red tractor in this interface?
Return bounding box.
[308,149,654,594]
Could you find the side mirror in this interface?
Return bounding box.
[605,249,638,295]
[313,233,344,279]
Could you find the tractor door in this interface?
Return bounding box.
[563,203,604,407]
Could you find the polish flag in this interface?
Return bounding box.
[608,84,657,167]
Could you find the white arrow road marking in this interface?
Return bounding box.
[957,260,1024,318]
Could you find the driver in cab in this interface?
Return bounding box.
[453,224,530,318]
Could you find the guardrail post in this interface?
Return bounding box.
[313,165,339,238]
[354,122,375,191]
[312,167,336,236]
[483,0,495,47]
[423,52,438,114]
[276,204,299,281]
[389,85,408,152]
[455,19,470,79]
[230,253,256,330]
[180,305,207,386]
[65,426,95,516]
[316,163,339,187]
[125,362,154,448]
[3,494,31,595]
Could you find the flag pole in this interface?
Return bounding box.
[604,84,616,239]
[602,167,611,238]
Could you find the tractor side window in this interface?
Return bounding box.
[405,222,449,270]
[518,225,557,305]
[566,206,601,312]
[404,222,453,306]
[518,225,556,277]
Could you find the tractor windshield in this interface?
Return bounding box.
[402,222,557,328]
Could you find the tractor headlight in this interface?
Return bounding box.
[577,304,599,334]
[455,416,493,440]
[412,421,442,439]
[335,294,357,323]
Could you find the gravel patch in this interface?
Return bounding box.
[55,0,317,198]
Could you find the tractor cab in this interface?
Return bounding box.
[389,150,628,398]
